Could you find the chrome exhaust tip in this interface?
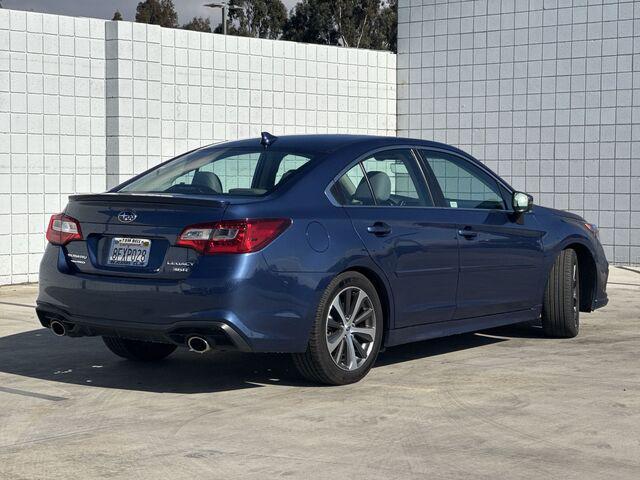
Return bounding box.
[50,320,67,337]
[187,336,211,354]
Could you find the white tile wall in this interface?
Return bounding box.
[0,9,397,285]
[0,10,107,284]
[397,0,640,265]
[105,21,396,187]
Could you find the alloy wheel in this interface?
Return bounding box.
[325,286,377,371]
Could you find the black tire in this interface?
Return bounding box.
[541,249,580,338]
[292,271,384,385]
[102,336,177,361]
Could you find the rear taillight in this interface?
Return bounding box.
[176,218,291,254]
[46,213,83,246]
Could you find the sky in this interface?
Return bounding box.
[2,0,298,26]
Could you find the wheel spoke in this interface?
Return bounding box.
[345,334,358,370]
[327,329,346,353]
[332,337,345,363]
[350,289,366,319]
[327,315,341,329]
[351,326,375,341]
[352,308,372,326]
[352,335,368,358]
[330,296,347,325]
[344,290,352,320]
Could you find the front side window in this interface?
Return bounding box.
[419,150,505,210]
[332,149,432,207]
[118,147,314,197]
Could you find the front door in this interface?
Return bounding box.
[333,149,459,328]
[417,149,545,319]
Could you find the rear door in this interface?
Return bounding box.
[332,148,459,328]
[417,149,545,319]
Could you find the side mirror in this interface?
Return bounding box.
[513,192,533,213]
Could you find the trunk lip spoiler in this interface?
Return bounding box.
[69,193,228,208]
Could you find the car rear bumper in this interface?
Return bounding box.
[36,302,252,351]
[38,245,328,353]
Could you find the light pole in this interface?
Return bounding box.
[204,2,239,36]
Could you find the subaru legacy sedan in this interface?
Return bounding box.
[37,134,609,385]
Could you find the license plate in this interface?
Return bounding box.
[107,238,151,267]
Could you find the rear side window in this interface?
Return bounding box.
[419,150,505,210]
[331,163,376,206]
[331,149,432,207]
[118,147,314,196]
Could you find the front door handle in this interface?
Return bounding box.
[458,228,477,239]
[367,222,392,237]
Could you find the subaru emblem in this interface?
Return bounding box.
[117,211,137,223]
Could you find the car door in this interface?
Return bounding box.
[417,148,546,320]
[330,148,459,328]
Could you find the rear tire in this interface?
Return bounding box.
[293,271,383,385]
[542,249,580,338]
[102,337,177,361]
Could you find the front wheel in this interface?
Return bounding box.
[541,249,580,338]
[293,271,383,385]
[102,337,177,361]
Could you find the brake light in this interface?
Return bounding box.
[46,214,83,245]
[176,218,291,254]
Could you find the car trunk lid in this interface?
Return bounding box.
[62,193,228,279]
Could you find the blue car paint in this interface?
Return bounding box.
[37,135,609,353]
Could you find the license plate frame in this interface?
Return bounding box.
[107,237,152,267]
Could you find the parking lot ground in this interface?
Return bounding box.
[0,268,639,480]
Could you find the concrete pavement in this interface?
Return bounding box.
[0,268,639,479]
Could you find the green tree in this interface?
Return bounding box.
[372,0,397,52]
[183,16,212,32]
[283,0,397,51]
[215,0,287,39]
[282,0,337,44]
[135,0,178,28]
[112,10,124,21]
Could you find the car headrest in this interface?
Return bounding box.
[279,169,296,183]
[192,171,222,193]
[354,171,391,203]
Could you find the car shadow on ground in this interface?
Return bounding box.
[0,323,540,394]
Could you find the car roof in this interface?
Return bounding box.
[214,134,464,157]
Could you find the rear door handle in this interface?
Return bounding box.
[458,228,477,239]
[367,222,392,237]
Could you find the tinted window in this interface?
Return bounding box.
[332,163,376,206]
[360,150,432,206]
[332,150,432,207]
[420,150,505,210]
[274,154,311,184]
[118,147,314,196]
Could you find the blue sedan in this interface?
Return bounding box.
[37,134,609,385]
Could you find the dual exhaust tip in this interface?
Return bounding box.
[50,321,212,354]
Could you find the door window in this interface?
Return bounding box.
[360,150,432,207]
[332,149,432,207]
[419,150,505,210]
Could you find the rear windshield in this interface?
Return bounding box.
[117,147,314,196]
